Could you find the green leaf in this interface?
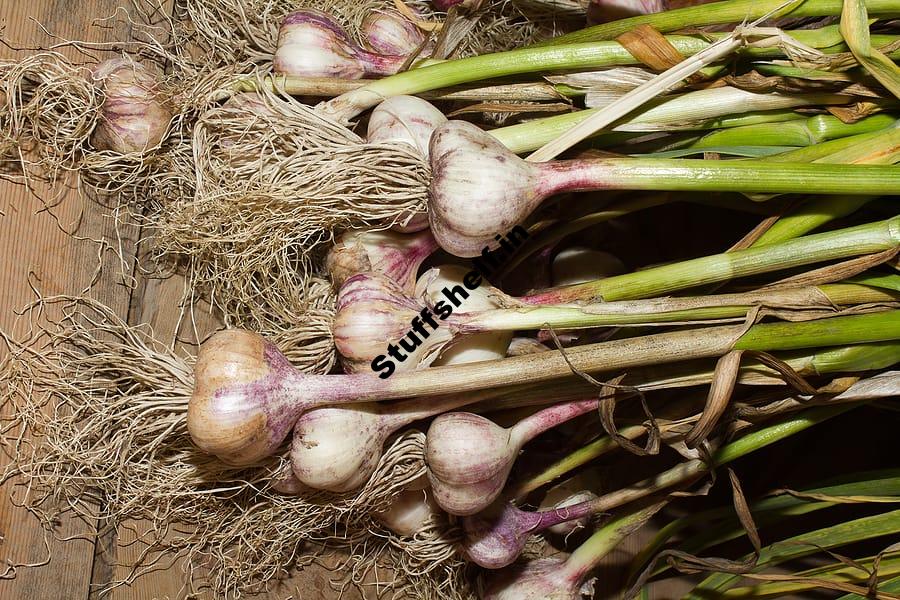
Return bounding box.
[841,0,900,99]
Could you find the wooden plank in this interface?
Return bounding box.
[0,2,143,599]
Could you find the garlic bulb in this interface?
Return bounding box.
[325,228,438,293]
[333,273,453,373]
[290,403,387,491]
[90,58,171,153]
[551,248,625,286]
[368,96,448,158]
[368,96,448,232]
[483,557,584,600]
[362,10,426,56]
[373,486,442,536]
[273,10,406,79]
[426,399,598,515]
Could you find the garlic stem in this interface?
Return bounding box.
[519,219,899,304]
[468,402,857,570]
[317,25,885,121]
[428,120,900,258]
[189,310,900,465]
[541,0,900,46]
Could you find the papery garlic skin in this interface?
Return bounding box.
[428,120,546,258]
[368,96,448,158]
[91,58,171,153]
[188,329,307,466]
[374,487,442,536]
[290,404,385,492]
[326,228,438,293]
[362,11,426,56]
[274,10,405,79]
[425,412,517,516]
[483,557,580,600]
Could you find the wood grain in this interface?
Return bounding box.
[0,2,144,599]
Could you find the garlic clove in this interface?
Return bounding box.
[551,248,625,286]
[290,404,385,492]
[428,120,544,258]
[90,57,171,154]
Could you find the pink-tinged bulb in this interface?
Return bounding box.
[428,120,545,258]
[587,0,668,24]
[368,96,448,232]
[362,10,425,56]
[463,502,542,569]
[483,557,583,600]
[425,412,519,516]
[333,273,452,373]
[274,10,406,79]
[90,58,172,154]
[326,228,438,294]
[368,96,448,158]
[374,486,442,536]
[290,404,386,491]
[187,329,310,466]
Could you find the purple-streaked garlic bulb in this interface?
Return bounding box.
[368,96,448,158]
[290,391,486,492]
[416,265,513,366]
[368,96,448,232]
[188,329,314,466]
[362,10,426,56]
[551,248,625,287]
[374,486,442,536]
[483,557,590,600]
[326,228,438,293]
[587,0,667,24]
[273,10,406,79]
[333,272,453,373]
[426,399,598,515]
[90,58,172,153]
[429,119,558,258]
